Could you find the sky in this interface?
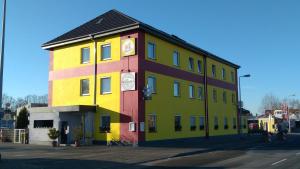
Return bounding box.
[1,0,300,114]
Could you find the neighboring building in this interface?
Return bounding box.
[258,114,276,133]
[16,103,48,116]
[240,108,250,133]
[33,10,240,145]
[0,109,15,129]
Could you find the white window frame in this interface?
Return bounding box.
[189,85,195,98]
[188,57,194,71]
[197,60,202,73]
[197,87,203,100]
[190,116,196,131]
[213,89,217,102]
[199,116,205,130]
[80,79,90,96]
[147,76,157,93]
[81,47,90,64]
[147,42,156,60]
[212,65,216,77]
[222,68,226,80]
[173,81,180,97]
[173,51,180,66]
[101,43,111,61]
[148,114,157,133]
[100,77,112,95]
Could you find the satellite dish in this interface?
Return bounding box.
[143,84,152,100]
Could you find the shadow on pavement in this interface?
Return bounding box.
[0,158,226,169]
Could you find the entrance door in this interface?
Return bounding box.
[60,121,68,144]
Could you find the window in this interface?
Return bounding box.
[213,89,217,102]
[80,79,89,96]
[243,119,247,129]
[214,116,218,130]
[222,68,226,80]
[197,60,202,73]
[173,81,180,97]
[233,117,237,129]
[199,116,205,130]
[100,77,111,94]
[101,44,111,60]
[232,93,236,104]
[148,115,157,133]
[173,51,180,66]
[224,117,228,129]
[189,85,195,98]
[223,91,227,104]
[197,87,203,100]
[34,120,53,128]
[147,42,156,59]
[188,57,194,71]
[175,115,182,131]
[100,116,110,132]
[231,71,235,82]
[212,65,216,77]
[81,48,90,64]
[190,116,196,131]
[147,76,156,93]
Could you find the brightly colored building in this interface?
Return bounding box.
[40,10,240,145]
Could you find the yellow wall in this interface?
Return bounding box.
[51,34,122,142]
[206,58,236,84]
[53,34,120,71]
[145,34,204,75]
[144,33,238,140]
[145,71,206,141]
[207,85,238,136]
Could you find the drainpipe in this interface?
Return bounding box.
[82,34,97,144]
[89,35,97,105]
[204,56,209,138]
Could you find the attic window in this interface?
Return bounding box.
[96,18,103,24]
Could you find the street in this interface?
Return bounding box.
[0,134,300,169]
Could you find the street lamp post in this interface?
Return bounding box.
[285,94,295,133]
[0,0,6,109]
[238,74,250,135]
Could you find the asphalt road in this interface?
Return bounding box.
[0,134,299,169]
[143,134,300,169]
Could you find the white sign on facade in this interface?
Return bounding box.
[121,72,136,91]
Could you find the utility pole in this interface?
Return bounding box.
[0,0,6,109]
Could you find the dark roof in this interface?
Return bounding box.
[42,9,239,68]
[43,10,140,46]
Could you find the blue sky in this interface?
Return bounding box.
[1,0,300,114]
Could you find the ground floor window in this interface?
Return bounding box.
[100,116,110,133]
[190,116,196,131]
[175,115,182,131]
[233,117,237,129]
[33,120,53,128]
[148,115,157,133]
[224,117,228,129]
[199,116,205,130]
[214,116,218,130]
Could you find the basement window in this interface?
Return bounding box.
[34,120,53,128]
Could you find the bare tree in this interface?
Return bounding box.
[259,93,281,113]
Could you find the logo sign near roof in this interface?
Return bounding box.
[121,38,136,57]
[121,72,136,91]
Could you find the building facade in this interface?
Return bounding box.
[41,10,240,145]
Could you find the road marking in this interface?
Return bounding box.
[271,159,287,166]
[14,154,25,157]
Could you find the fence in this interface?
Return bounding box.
[0,128,14,142]
[14,129,29,144]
